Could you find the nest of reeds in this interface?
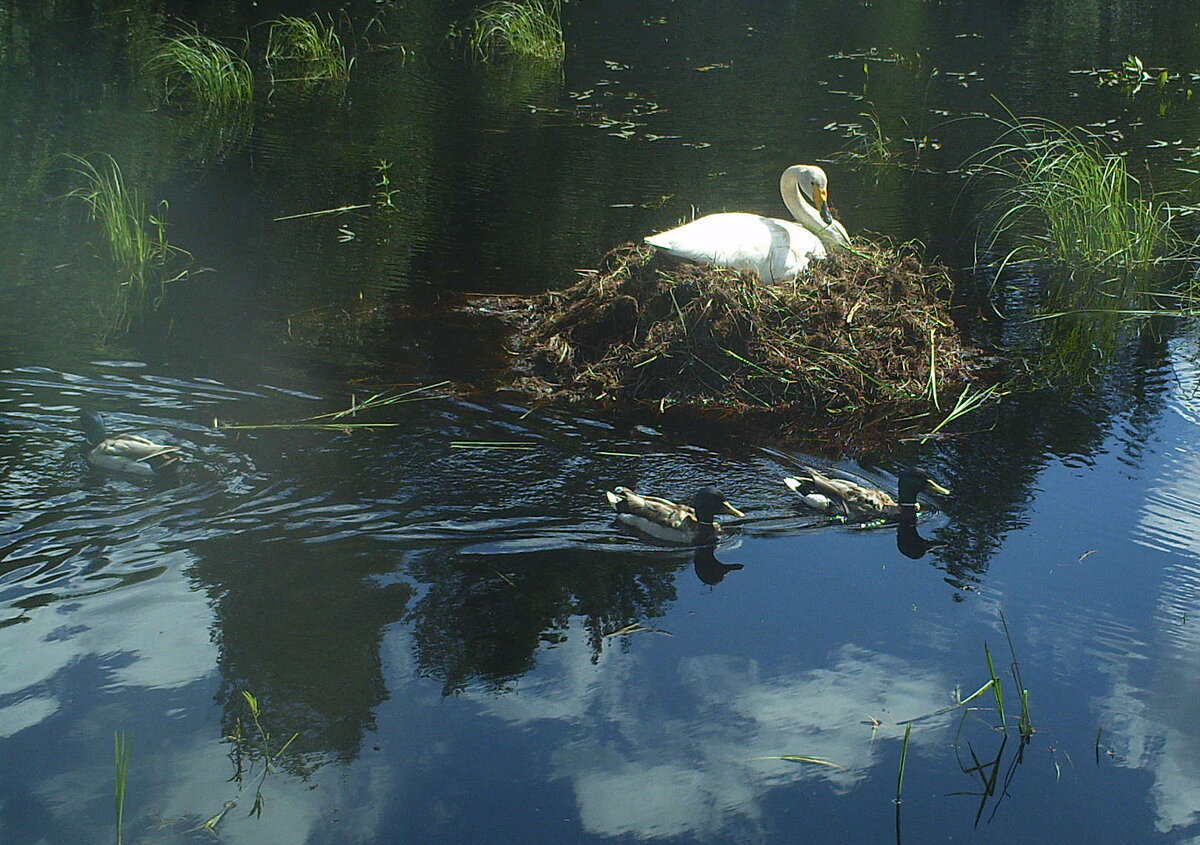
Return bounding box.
[475,242,981,435]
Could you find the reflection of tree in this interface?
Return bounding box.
[190,536,411,767]
[925,307,1173,592]
[406,549,681,695]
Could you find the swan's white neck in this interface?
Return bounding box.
[780,166,851,250]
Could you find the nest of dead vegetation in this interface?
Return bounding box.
[476,241,980,436]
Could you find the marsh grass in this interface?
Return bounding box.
[114,732,132,845]
[895,723,912,803]
[227,690,299,819]
[146,27,253,108]
[266,15,351,82]
[466,0,564,63]
[1000,610,1034,738]
[62,153,191,334]
[974,114,1178,277]
[214,381,451,431]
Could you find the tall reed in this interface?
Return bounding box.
[974,114,1177,276]
[114,731,132,845]
[467,0,564,63]
[62,153,190,333]
[146,27,253,108]
[266,15,351,81]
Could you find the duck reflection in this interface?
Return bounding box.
[896,514,945,560]
[692,545,744,586]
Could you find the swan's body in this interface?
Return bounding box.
[784,468,949,523]
[81,410,180,476]
[605,486,744,544]
[644,164,851,283]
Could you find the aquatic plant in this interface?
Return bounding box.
[114,732,132,845]
[466,0,564,63]
[837,108,898,166]
[266,15,351,82]
[146,27,253,108]
[974,114,1178,277]
[61,153,190,334]
[227,690,299,819]
[895,723,912,804]
[214,381,451,431]
[1000,610,1034,739]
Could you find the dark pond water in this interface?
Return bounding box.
[4,0,1200,842]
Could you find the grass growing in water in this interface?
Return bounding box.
[466,0,564,63]
[114,731,132,845]
[974,114,1178,277]
[266,15,351,82]
[227,690,299,818]
[62,153,191,334]
[146,26,253,108]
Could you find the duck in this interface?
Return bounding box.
[604,486,745,544]
[643,164,852,283]
[80,409,181,476]
[783,468,949,522]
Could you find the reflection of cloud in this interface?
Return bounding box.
[0,696,57,738]
[1109,377,1200,835]
[0,558,215,735]
[475,630,950,840]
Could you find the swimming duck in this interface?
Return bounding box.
[80,410,181,476]
[604,486,745,544]
[783,468,949,522]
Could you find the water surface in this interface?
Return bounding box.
[2,1,1200,842]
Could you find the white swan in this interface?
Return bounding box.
[643,164,852,283]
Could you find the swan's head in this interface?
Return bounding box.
[793,165,834,223]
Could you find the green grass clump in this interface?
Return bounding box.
[975,115,1178,276]
[62,153,190,333]
[466,0,564,63]
[266,15,351,82]
[146,27,253,108]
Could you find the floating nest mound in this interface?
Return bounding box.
[479,241,979,436]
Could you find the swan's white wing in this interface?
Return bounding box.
[645,212,826,282]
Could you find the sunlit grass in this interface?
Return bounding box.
[266,15,351,82]
[146,26,253,108]
[213,381,451,431]
[974,114,1178,277]
[61,153,191,334]
[466,0,564,63]
[114,732,132,845]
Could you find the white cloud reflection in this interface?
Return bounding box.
[1112,343,1200,835]
[476,632,951,840]
[0,557,216,737]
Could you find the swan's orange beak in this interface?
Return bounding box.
[811,184,834,224]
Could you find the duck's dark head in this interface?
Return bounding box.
[692,487,745,523]
[896,471,951,508]
[80,410,108,446]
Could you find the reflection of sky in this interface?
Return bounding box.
[473,626,951,840]
[1,561,407,844]
[1114,341,1200,835]
[0,555,215,735]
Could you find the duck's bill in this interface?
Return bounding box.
[819,201,833,225]
[927,480,951,496]
[721,502,746,518]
